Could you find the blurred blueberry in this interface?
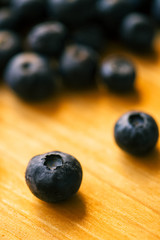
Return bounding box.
[72,24,106,52]
[59,44,98,89]
[28,21,67,57]
[0,30,21,73]
[0,8,18,30]
[120,13,156,51]
[47,0,97,27]
[4,53,57,101]
[151,0,160,23]
[96,0,133,35]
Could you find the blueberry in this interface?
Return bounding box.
[0,8,17,30]
[96,0,133,34]
[120,13,156,51]
[72,24,106,52]
[0,30,21,72]
[28,21,67,57]
[11,0,46,22]
[4,53,56,101]
[59,44,98,89]
[47,0,96,27]
[25,151,83,203]
[114,111,159,155]
[151,0,160,23]
[100,57,136,92]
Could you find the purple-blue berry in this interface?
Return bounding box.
[28,21,67,57]
[120,13,156,51]
[114,111,159,155]
[25,151,83,203]
[59,44,98,89]
[4,53,56,101]
[100,57,136,92]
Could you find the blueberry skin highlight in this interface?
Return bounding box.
[28,21,67,57]
[114,111,159,155]
[59,44,98,89]
[47,0,96,27]
[4,53,56,101]
[100,57,136,92]
[25,151,83,203]
[0,30,21,72]
[120,13,156,51]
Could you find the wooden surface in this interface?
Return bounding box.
[1,35,160,240]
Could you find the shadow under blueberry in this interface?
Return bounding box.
[101,87,141,106]
[27,86,100,116]
[61,85,100,99]
[120,44,159,64]
[25,85,141,119]
[133,48,159,63]
[37,192,86,223]
[123,148,160,172]
[19,92,62,117]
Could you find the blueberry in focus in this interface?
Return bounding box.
[0,30,21,72]
[100,57,136,92]
[151,0,160,24]
[72,24,106,52]
[4,53,56,101]
[96,0,133,35]
[59,44,98,89]
[28,21,67,57]
[47,0,96,27]
[25,151,83,203]
[120,13,156,51]
[0,8,17,30]
[114,111,159,155]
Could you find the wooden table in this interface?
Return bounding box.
[1,35,160,240]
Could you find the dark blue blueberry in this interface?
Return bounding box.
[100,57,136,92]
[151,0,160,23]
[0,8,18,30]
[11,0,46,22]
[47,0,96,27]
[4,53,56,101]
[120,13,156,51]
[25,151,83,203]
[72,24,106,52]
[114,111,159,155]
[28,21,67,57]
[96,0,133,34]
[59,44,98,89]
[0,30,21,72]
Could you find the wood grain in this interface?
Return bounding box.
[1,34,160,240]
